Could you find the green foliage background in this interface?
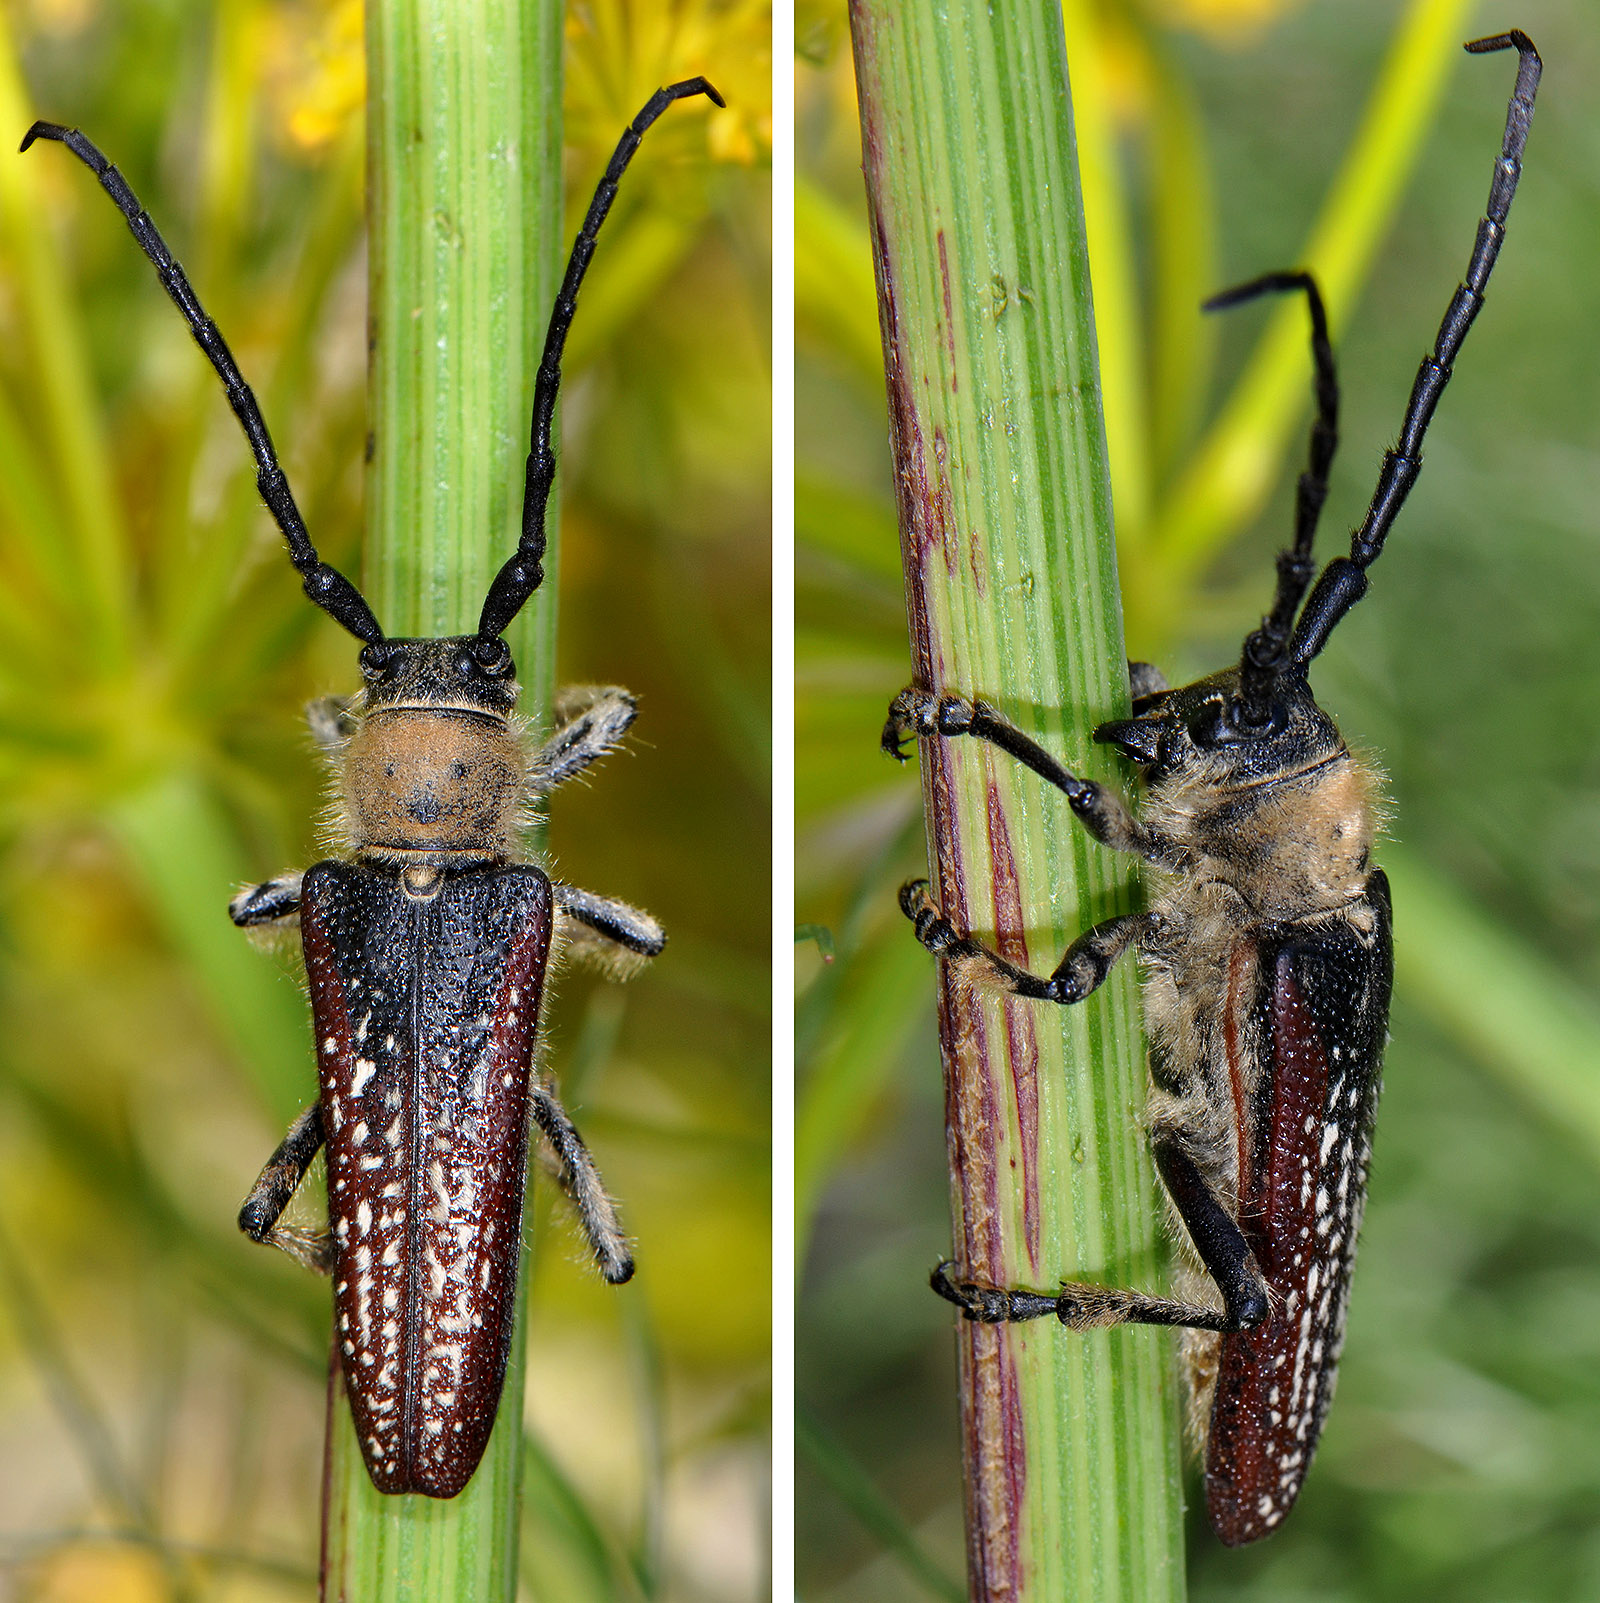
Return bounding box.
[0,2,770,1600]
[797,0,1600,1597]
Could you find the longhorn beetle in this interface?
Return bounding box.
[24,76,723,1499]
[882,34,1538,1544]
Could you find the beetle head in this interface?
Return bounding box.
[1096,666,1342,788]
[357,636,519,719]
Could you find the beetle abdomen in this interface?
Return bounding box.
[302,859,552,1496]
[1206,872,1392,1543]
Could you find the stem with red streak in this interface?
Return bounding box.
[848,1,1187,1596]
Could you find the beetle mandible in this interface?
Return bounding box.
[23,76,722,1500]
[882,33,1538,1544]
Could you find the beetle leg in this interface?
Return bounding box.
[932,1261,1236,1331]
[933,1138,1270,1334]
[527,1083,634,1285]
[237,1104,333,1274]
[229,871,304,929]
[899,879,1156,1004]
[305,695,357,750]
[553,881,666,982]
[527,685,638,793]
[883,686,1170,861]
[1127,660,1169,700]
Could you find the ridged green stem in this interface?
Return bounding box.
[848,2,1185,1597]
[321,2,560,1597]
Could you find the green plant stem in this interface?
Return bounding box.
[848,2,1184,1598]
[321,3,561,1598]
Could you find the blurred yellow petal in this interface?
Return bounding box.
[18,0,97,37]
[1149,0,1306,43]
[34,1547,167,1603]
[262,0,365,158]
[567,0,771,169]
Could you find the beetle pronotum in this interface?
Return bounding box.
[25,76,722,1499]
[883,32,1539,1544]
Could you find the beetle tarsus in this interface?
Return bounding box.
[528,685,640,793]
[898,880,1155,1006]
[930,1261,1050,1322]
[238,1104,331,1273]
[529,1083,634,1285]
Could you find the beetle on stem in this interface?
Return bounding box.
[25,75,722,1500]
[883,32,1538,1544]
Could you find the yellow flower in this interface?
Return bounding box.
[1148,0,1306,43]
[264,0,366,158]
[567,0,772,171]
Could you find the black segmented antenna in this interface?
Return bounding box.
[1205,271,1339,722]
[475,76,725,649]
[1285,30,1541,669]
[20,121,384,645]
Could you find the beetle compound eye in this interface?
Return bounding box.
[359,643,398,681]
[471,636,514,678]
[1187,699,1238,749]
[1200,698,1285,748]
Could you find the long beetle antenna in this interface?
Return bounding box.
[19,122,384,646]
[1283,29,1540,671]
[474,77,725,651]
[1204,272,1338,722]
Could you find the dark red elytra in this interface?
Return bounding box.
[1205,888,1391,1544]
[303,861,552,1496]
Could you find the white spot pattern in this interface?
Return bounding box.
[305,860,556,1493]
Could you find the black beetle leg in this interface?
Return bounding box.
[237,1104,333,1274]
[899,880,1156,1005]
[935,1139,1268,1335]
[528,1084,634,1286]
[528,685,640,793]
[552,882,666,981]
[230,871,304,929]
[882,686,1171,862]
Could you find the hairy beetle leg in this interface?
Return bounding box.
[238,1103,333,1273]
[933,1139,1270,1335]
[529,685,639,794]
[899,879,1156,1005]
[230,871,304,929]
[883,686,1168,861]
[306,695,357,749]
[529,1084,633,1284]
[554,882,666,982]
[932,1261,1243,1333]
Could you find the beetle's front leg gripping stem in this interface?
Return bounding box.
[882,689,1083,797]
[883,685,1161,860]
